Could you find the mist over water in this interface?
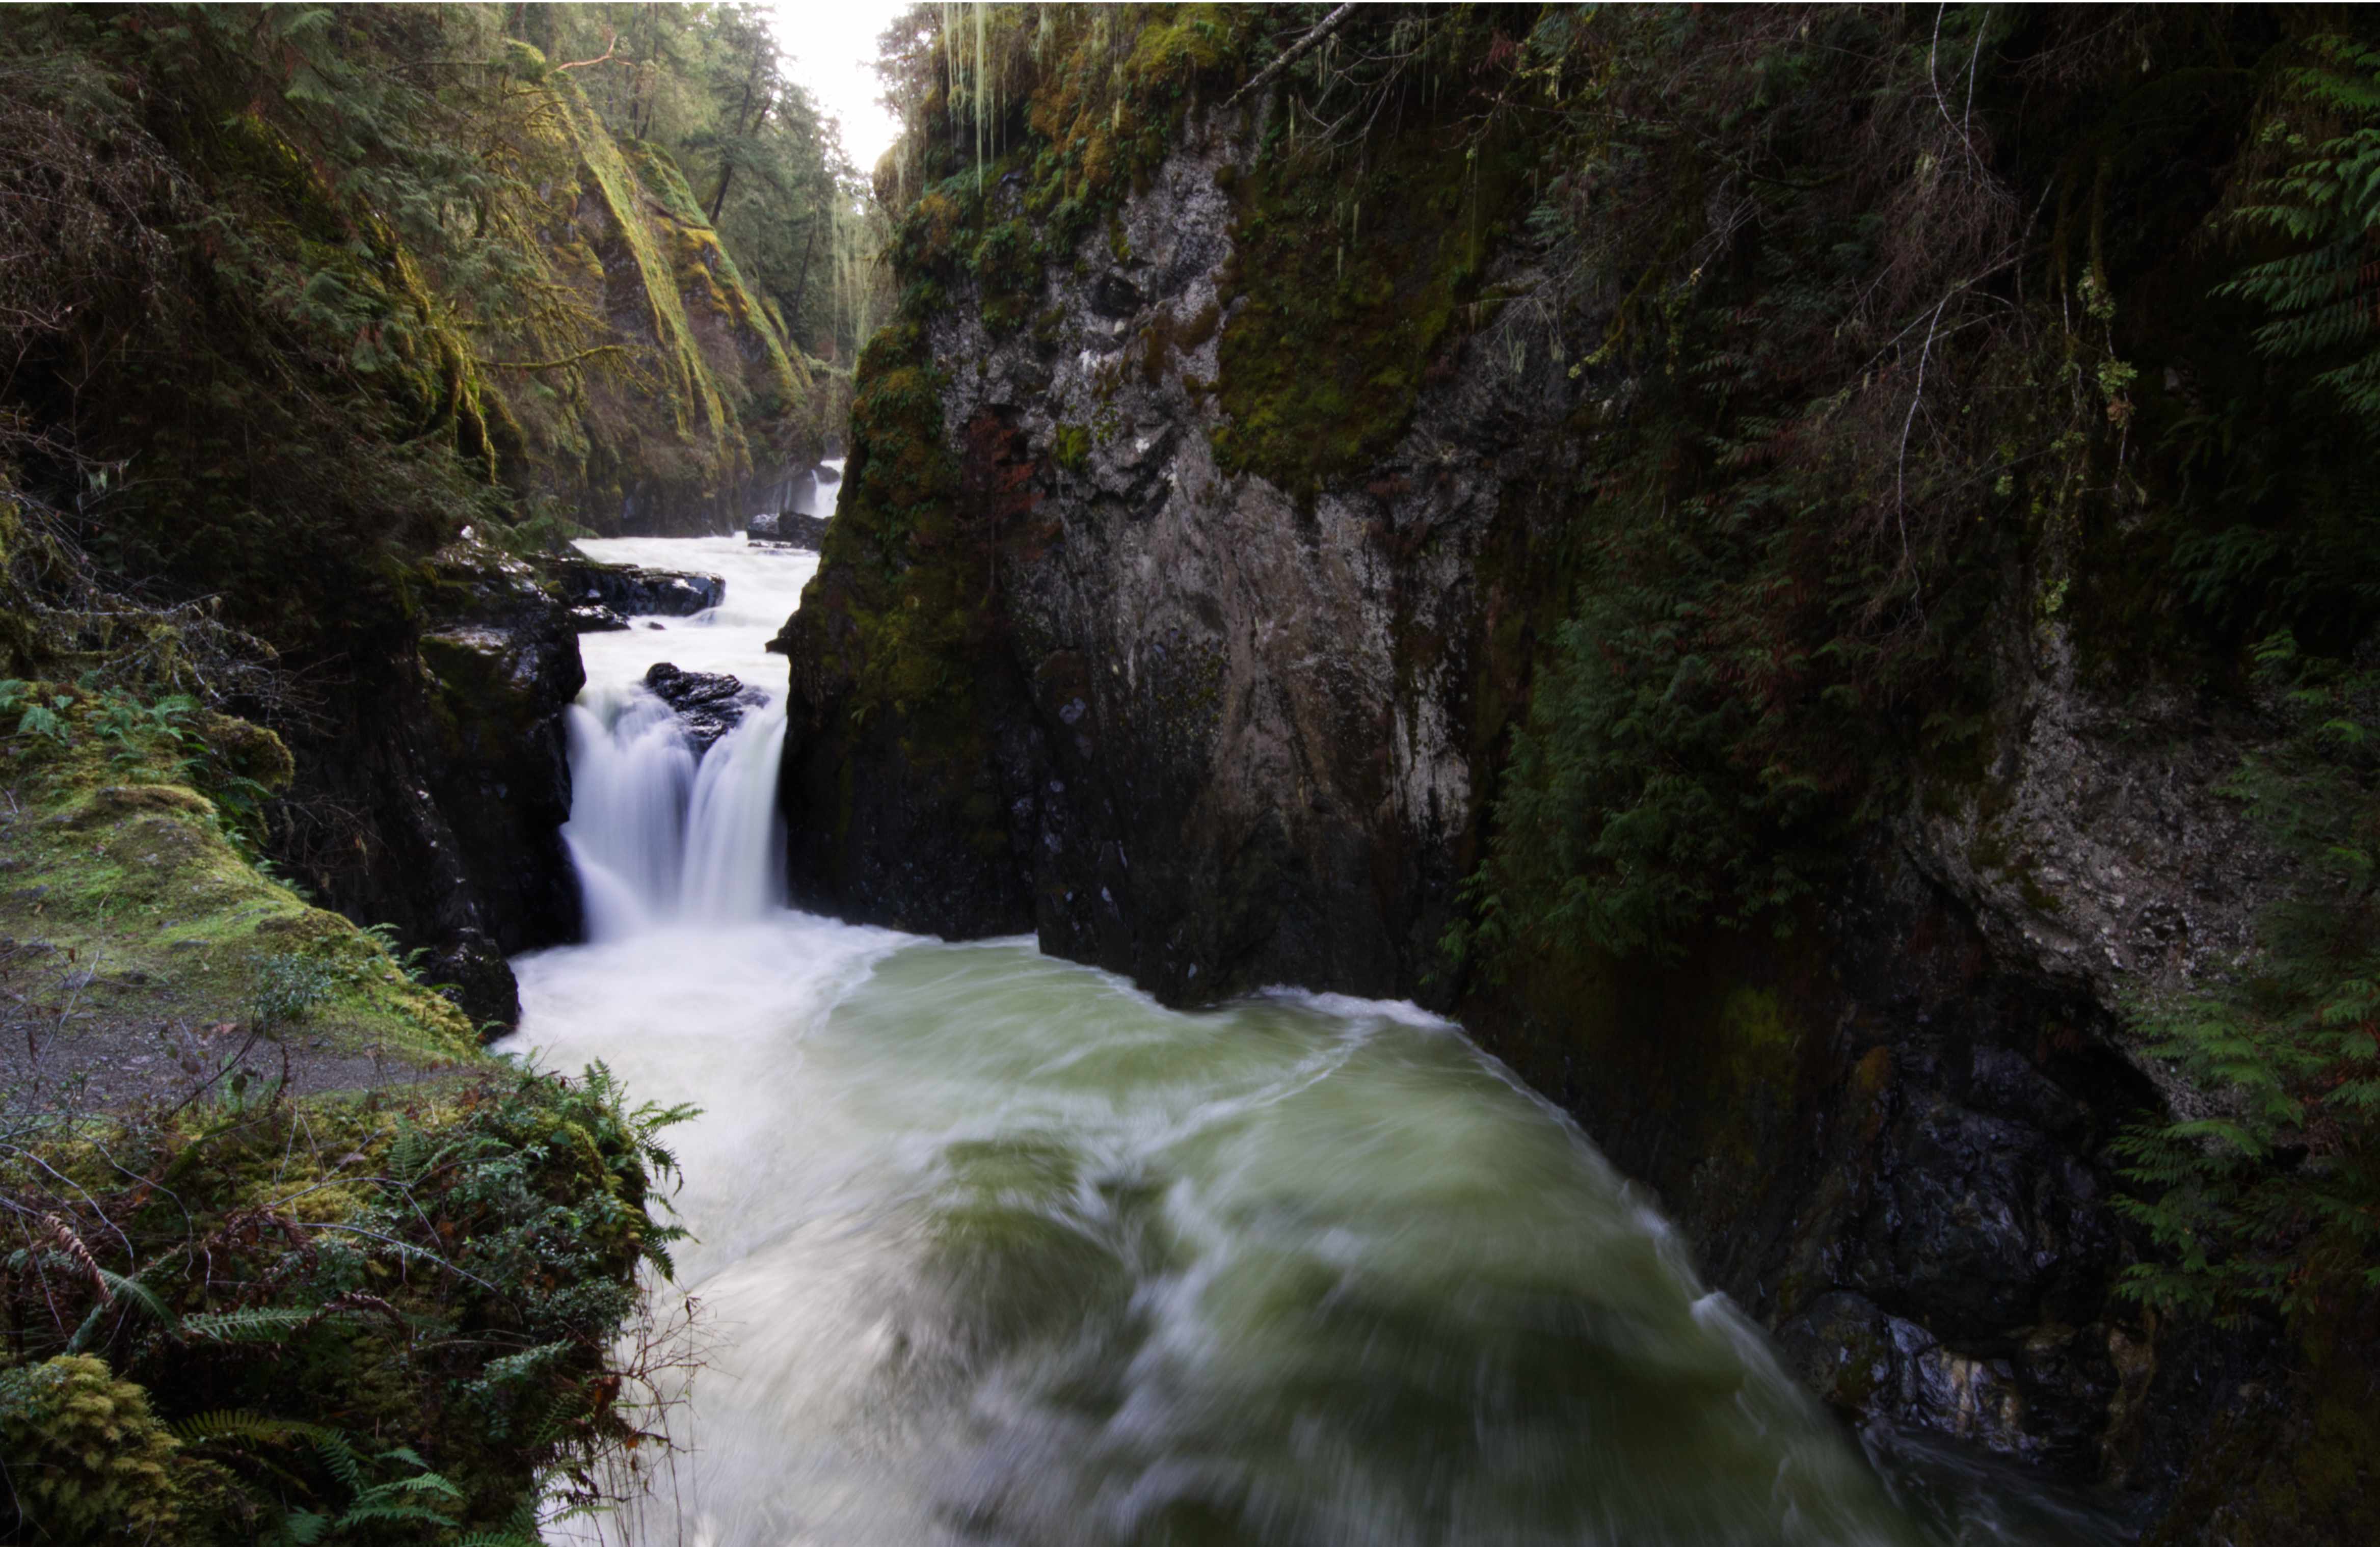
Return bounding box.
[504,495,2125,1545]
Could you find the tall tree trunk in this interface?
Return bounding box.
[786,214,821,345]
[708,96,765,224]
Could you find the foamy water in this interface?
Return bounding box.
[502,478,2124,1546]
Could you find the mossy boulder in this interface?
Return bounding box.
[0,1356,190,1544]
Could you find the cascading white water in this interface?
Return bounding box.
[506,471,2126,1547]
[562,688,789,938]
[557,484,830,938]
[562,691,695,936]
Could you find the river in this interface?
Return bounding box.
[500,484,2126,1546]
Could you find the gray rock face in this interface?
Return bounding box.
[643,662,766,754]
[556,559,724,618]
[784,116,1543,1003]
[775,106,2284,1516]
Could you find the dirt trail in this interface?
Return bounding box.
[0,937,467,1113]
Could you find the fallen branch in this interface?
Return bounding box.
[1223,4,1359,111]
[483,344,628,372]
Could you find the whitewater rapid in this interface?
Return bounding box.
[502,491,2124,1546]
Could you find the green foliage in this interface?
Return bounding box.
[2221,37,2380,427]
[1,1063,697,1541]
[529,1,886,364]
[2116,631,2380,1322]
[0,7,529,637]
[249,952,339,1034]
[0,1355,187,1544]
[1456,5,2050,972]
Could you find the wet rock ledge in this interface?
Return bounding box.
[554,559,725,631]
[643,663,766,754]
[748,509,831,549]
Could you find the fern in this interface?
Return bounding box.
[2221,36,2380,429]
[2114,629,2380,1319]
[313,1425,363,1501]
[15,702,69,743]
[180,1306,322,1343]
[172,1408,330,1447]
[61,1265,173,1354]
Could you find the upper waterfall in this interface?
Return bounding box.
[558,485,832,939]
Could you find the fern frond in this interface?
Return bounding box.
[336,1502,459,1526]
[311,1427,364,1499]
[181,1306,320,1343]
[171,1408,328,1447]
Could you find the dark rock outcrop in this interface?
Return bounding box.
[643,662,765,754]
[272,540,583,1029]
[749,510,831,548]
[554,559,724,618]
[772,94,2303,1527]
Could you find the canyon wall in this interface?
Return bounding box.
[771,10,2375,1532]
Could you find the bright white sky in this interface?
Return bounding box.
[770,2,912,174]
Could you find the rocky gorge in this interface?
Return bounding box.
[2,5,2374,1544]
[765,7,2380,1539]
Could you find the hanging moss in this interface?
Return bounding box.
[486,73,821,529]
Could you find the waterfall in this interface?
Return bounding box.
[562,685,789,939]
[552,518,828,939]
[681,703,789,921]
[510,517,2124,1547]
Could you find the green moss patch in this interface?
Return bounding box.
[0,691,477,1064]
[1212,119,1527,500]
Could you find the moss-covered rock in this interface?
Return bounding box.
[1212,116,1526,500]
[0,688,479,1060]
[492,74,827,535]
[0,1356,189,1544]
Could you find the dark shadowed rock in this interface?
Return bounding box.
[555,559,724,618]
[644,662,767,753]
[278,539,585,1032]
[750,509,831,549]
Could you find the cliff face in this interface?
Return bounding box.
[771,14,2349,1525]
[491,71,830,537]
[271,540,585,1030]
[775,123,1539,999]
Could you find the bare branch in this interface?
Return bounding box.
[1223,4,1360,111]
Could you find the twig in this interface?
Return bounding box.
[1223,4,1360,111]
[1895,295,1951,604]
[552,30,618,74]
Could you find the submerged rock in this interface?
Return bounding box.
[643,662,767,754]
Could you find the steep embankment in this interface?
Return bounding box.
[776,7,2378,1535]
[497,66,833,537]
[0,9,840,1025]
